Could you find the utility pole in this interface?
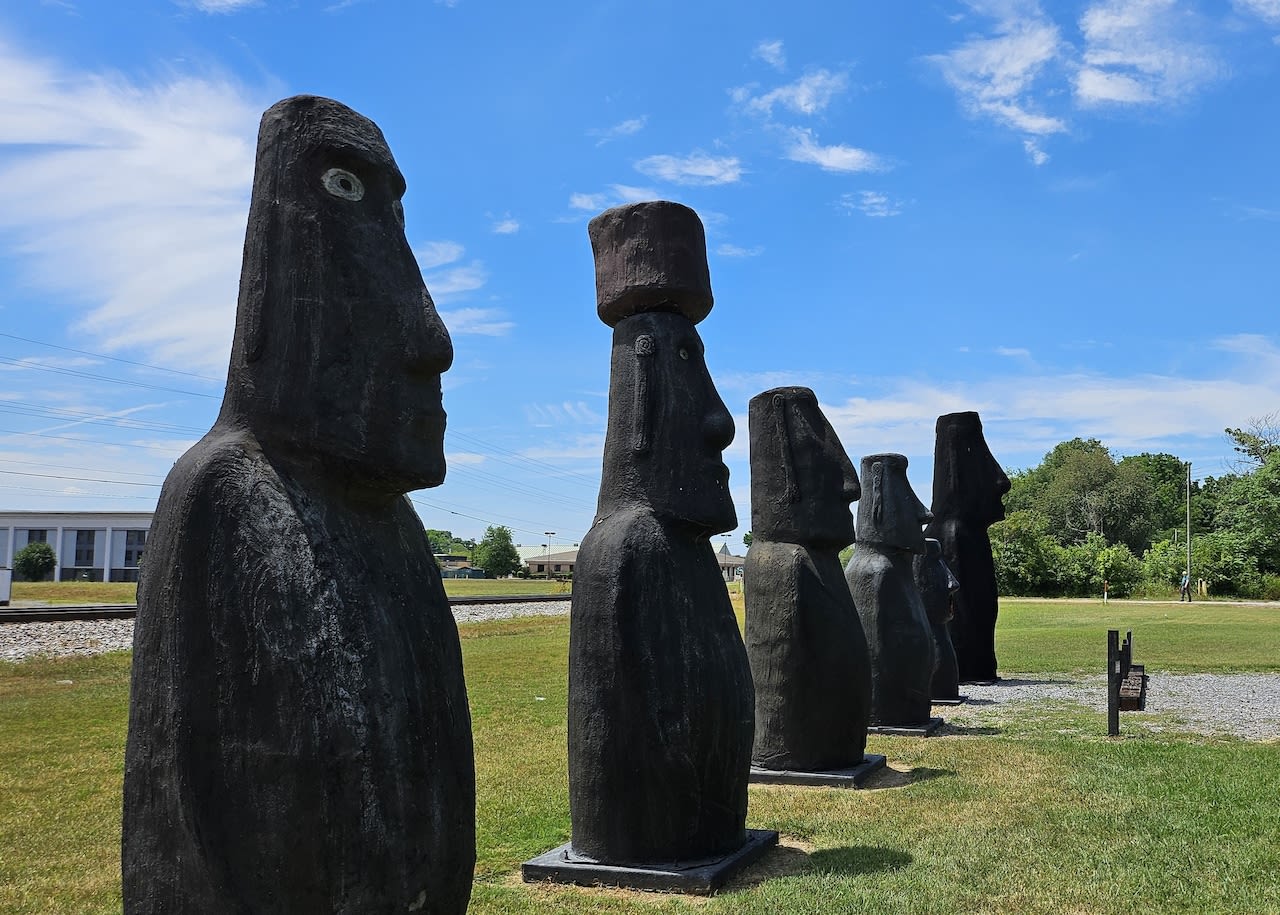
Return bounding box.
[544,531,555,581]
[1185,461,1192,593]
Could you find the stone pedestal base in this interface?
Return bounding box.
[866,717,944,737]
[521,829,779,895]
[931,696,967,706]
[960,678,999,686]
[749,753,886,788]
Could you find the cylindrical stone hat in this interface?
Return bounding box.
[588,200,713,327]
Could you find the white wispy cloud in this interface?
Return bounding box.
[753,39,786,71]
[182,0,258,12]
[491,216,520,234]
[414,240,466,269]
[445,451,487,465]
[929,2,1067,143]
[715,243,764,258]
[563,185,661,219]
[434,306,512,336]
[786,128,883,173]
[732,69,849,117]
[841,190,902,217]
[634,151,743,186]
[523,401,604,426]
[1023,138,1050,165]
[1235,0,1280,24]
[610,183,659,202]
[569,192,610,211]
[426,261,488,300]
[0,37,265,373]
[588,116,647,145]
[1074,0,1221,107]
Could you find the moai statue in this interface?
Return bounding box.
[745,387,878,780]
[527,201,772,893]
[845,453,938,731]
[123,97,474,914]
[914,538,963,702]
[925,411,1011,683]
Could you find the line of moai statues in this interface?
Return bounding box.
[123,96,1008,910]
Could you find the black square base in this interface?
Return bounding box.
[521,829,779,895]
[932,696,967,706]
[960,678,999,686]
[749,753,887,788]
[867,716,945,737]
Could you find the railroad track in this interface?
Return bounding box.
[0,593,571,625]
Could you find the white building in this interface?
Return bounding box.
[0,510,153,582]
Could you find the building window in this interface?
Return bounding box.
[536,564,544,573]
[75,530,96,566]
[124,530,147,568]
[27,529,47,545]
[554,564,562,572]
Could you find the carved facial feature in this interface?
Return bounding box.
[602,312,737,534]
[748,387,858,549]
[226,95,453,495]
[321,167,365,200]
[857,452,932,553]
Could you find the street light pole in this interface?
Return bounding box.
[1185,461,1192,596]
[544,531,555,581]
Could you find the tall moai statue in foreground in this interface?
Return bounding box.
[914,538,962,701]
[745,387,875,775]
[925,411,1011,683]
[555,201,768,884]
[845,454,938,730]
[123,96,475,915]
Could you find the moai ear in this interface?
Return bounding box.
[632,333,654,453]
[871,460,884,528]
[773,393,799,504]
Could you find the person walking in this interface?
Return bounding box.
[1180,570,1192,602]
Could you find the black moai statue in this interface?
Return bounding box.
[566,201,756,866]
[123,96,475,915]
[925,411,1011,683]
[914,538,962,701]
[745,387,872,771]
[845,454,937,728]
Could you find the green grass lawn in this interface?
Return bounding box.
[2,603,1278,914]
[10,577,570,605]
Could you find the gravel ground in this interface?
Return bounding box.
[0,600,573,663]
[953,674,1280,741]
[4,608,1276,742]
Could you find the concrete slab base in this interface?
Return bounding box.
[521,829,780,895]
[931,696,967,706]
[960,678,1000,686]
[866,717,945,737]
[748,753,887,788]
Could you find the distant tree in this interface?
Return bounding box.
[1118,452,1188,538]
[13,541,55,582]
[1225,411,1279,469]
[989,510,1059,596]
[425,529,454,555]
[471,525,521,578]
[742,531,753,548]
[1214,452,1280,575]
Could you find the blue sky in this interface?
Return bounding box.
[0,0,1277,551]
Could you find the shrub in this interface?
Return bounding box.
[13,541,56,582]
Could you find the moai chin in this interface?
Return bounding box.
[745,387,873,772]
[566,201,755,865]
[914,538,962,700]
[925,411,1011,683]
[123,96,475,915]
[845,453,937,727]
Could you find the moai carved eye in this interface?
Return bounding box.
[678,347,690,361]
[321,168,365,201]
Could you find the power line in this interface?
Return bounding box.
[0,404,208,436]
[0,468,160,487]
[0,332,223,383]
[0,356,217,398]
[0,427,189,453]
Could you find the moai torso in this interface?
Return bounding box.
[845,453,936,726]
[123,96,474,915]
[925,412,1010,683]
[567,202,753,864]
[744,387,871,771]
[914,538,962,700]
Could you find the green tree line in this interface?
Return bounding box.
[990,416,1280,599]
